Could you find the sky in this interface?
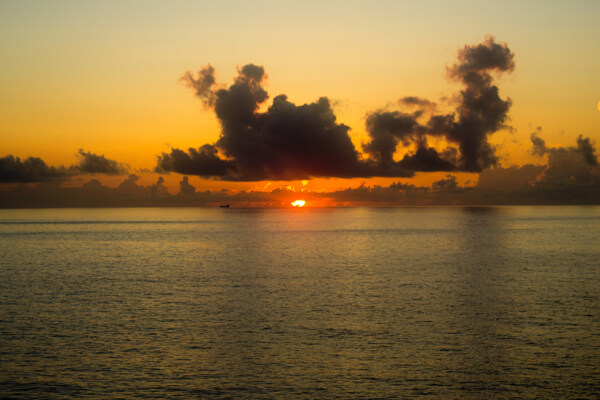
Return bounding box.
[1,0,599,207]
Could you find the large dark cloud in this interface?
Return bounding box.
[160,36,514,180]
[0,150,127,183]
[159,63,414,180]
[363,35,514,173]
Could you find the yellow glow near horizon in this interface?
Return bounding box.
[291,200,306,207]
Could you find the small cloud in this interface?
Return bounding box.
[529,127,548,157]
[179,176,196,196]
[74,149,128,175]
[1,150,128,183]
[432,175,459,190]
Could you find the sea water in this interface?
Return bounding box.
[1,206,599,399]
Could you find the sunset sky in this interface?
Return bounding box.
[1,0,599,206]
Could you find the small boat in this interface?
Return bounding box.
[219,204,230,208]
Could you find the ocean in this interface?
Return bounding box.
[1,206,599,399]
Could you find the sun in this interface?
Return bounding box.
[291,200,306,207]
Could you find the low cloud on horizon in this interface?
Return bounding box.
[0,150,128,183]
[1,134,598,207]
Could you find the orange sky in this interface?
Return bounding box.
[1,1,599,198]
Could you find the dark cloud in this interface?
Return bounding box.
[150,177,169,197]
[75,149,127,175]
[437,36,514,171]
[477,164,545,189]
[399,96,436,109]
[432,175,459,190]
[450,36,515,78]
[160,37,514,180]
[398,144,456,172]
[530,127,548,156]
[160,64,415,180]
[181,64,216,105]
[213,93,366,179]
[529,129,599,183]
[156,145,236,177]
[179,176,196,196]
[0,155,70,183]
[575,135,598,166]
[0,150,127,183]
[363,35,514,173]
[472,135,600,204]
[363,111,421,163]
[3,135,600,209]
[319,181,429,204]
[528,132,598,186]
[118,174,143,194]
[541,136,599,186]
[475,134,599,195]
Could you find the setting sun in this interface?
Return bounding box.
[291,200,306,207]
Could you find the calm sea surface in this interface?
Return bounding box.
[1,206,599,399]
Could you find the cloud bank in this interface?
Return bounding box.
[364,35,514,173]
[159,64,405,180]
[2,134,598,208]
[0,155,70,183]
[157,36,515,180]
[0,150,127,183]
